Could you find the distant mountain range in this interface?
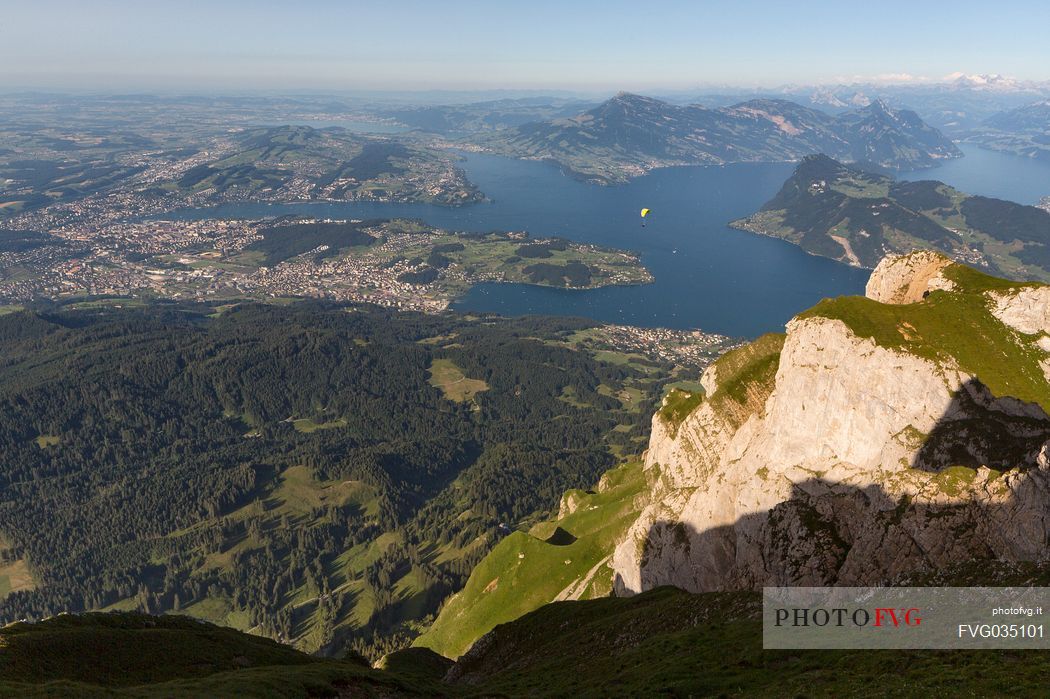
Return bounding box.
[731,154,1050,280]
[985,99,1050,131]
[476,93,961,183]
[656,77,1050,133]
[965,100,1050,161]
[378,97,595,135]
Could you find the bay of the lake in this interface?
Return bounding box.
[164,144,1050,337]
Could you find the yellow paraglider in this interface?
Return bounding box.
[640,208,650,227]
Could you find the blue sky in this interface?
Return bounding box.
[2,0,1048,91]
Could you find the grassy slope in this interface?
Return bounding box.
[421,332,784,660]
[415,461,646,659]
[0,613,314,687]
[10,584,1050,697]
[0,613,436,698]
[427,358,489,403]
[0,560,35,599]
[657,388,703,432]
[800,262,1050,413]
[0,533,35,599]
[449,586,1050,698]
[658,332,786,434]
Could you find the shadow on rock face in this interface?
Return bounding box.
[618,380,1050,595]
[912,378,1050,473]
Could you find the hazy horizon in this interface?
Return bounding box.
[2,0,1049,92]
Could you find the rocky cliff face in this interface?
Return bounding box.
[613,253,1050,594]
[989,285,1050,382]
[863,250,955,304]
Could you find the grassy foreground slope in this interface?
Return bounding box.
[415,460,646,659]
[447,585,1050,698]
[11,583,1050,697]
[0,612,431,698]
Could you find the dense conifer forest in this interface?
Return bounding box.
[0,301,668,657]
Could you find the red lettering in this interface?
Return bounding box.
[874,608,900,627]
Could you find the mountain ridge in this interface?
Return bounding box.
[967,99,1050,161]
[730,154,1050,281]
[613,253,1050,594]
[477,93,961,183]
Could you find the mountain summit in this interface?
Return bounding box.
[480,94,960,183]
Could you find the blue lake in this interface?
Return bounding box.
[900,144,1050,205]
[165,144,1050,337]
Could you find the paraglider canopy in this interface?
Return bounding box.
[640,208,650,218]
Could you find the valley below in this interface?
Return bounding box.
[0,301,736,660]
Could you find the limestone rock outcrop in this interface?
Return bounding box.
[613,253,1050,594]
[989,286,1050,335]
[988,285,1050,381]
[864,250,955,304]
